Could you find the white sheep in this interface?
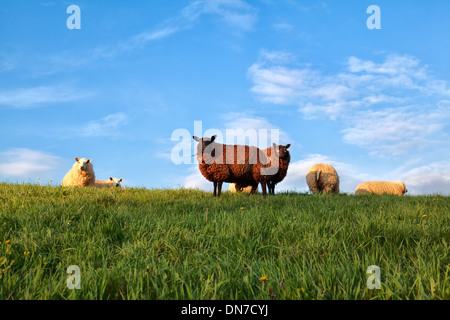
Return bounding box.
[306,163,339,194]
[61,157,96,187]
[95,177,124,188]
[355,181,407,196]
[228,183,255,193]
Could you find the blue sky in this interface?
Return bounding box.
[1,0,449,194]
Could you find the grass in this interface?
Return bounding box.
[0,182,449,300]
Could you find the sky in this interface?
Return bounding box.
[0,0,449,195]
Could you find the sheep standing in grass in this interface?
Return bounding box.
[306,163,339,194]
[193,135,263,197]
[355,181,407,196]
[95,177,123,188]
[61,157,96,187]
[265,143,291,195]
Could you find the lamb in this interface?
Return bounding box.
[61,157,96,187]
[192,135,264,197]
[95,177,124,188]
[306,163,339,194]
[355,181,407,196]
[228,183,255,193]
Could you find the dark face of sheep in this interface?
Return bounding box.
[272,143,291,160]
[193,135,217,162]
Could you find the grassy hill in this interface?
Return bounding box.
[0,182,448,300]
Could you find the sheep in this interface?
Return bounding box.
[95,177,123,188]
[228,183,255,193]
[61,157,96,187]
[264,143,291,194]
[192,135,264,197]
[355,181,407,196]
[306,163,339,194]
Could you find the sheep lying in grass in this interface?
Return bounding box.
[193,135,263,197]
[95,177,123,188]
[355,181,407,196]
[228,183,255,193]
[61,157,96,187]
[306,163,339,194]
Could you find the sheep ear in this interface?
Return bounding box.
[87,159,92,163]
[211,135,217,142]
[109,177,113,181]
[193,136,200,142]
[286,144,291,149]
[74,157,79,162]
[119,178,123,182]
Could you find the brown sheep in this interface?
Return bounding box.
[265,143,291,194]
[193,135,262,197]
[355,181,407,196]
[306,163,339,194]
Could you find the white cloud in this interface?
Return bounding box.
[221,112,292,148]
[276,154,367,193]
[0,85,91,108]
[398,161,450,195]
[0,149,64,179]
[248,51,450,157]
[79,113,128,137]
[182,165,214,191]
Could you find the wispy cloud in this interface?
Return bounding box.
[181,0,258,31]
[0,148,63,179]
[248,51,450,157]
[0,85,91,108]
[42,0,257,73]
[79,112,128,137]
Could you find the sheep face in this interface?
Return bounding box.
[109,177,123,187]
[193,135,217,162]
[74,157,92,172]
[273,143,291,160]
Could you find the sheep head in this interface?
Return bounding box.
[193,135,217,162]
[74,157,92,172]
[272,143,291,160]
[109,177,123,187]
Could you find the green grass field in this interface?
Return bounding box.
[0,182,448,300]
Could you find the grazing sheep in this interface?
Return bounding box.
[355,181,407,196]
[306,163,339,194]
[95,177,123,188]
[264,143,291,195]
[61,157,96,187]
[193,135,264,197]
[228,183,255,193]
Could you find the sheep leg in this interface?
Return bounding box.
[217,182,223,197]
[268,181,275,195]
[213,181,217,197]
[261,181,267,198]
